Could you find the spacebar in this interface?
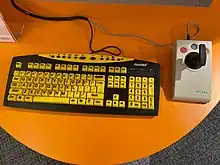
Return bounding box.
[33,97,69,104]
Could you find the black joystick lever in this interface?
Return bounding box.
[185,44,207,69]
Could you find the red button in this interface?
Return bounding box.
[180,47,187,53]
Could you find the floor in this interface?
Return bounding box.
[0,102,220,165]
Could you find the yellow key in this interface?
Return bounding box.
[78,86,84,92]
[128,95,134,101]
[61,64,66,70]
[70,98,77,104]
[31,71,37,78]
[108,75,114,81]
[119,101,125,108]
[114,76,120,82]
[60,91,67,97]
[25,71,31,77]
[33,63,39,69]
[54,91,61,97]
[73,65,79,71]
[21,83,27,89]
[87,74,93,80]
[69,73,74,79]
[21,77,26,83]
[94,100,103,106]
[13,70,19,76]
[46,63,52,70]
[7,95,17,101]
[77,80,83,86]
[121,67,127,74]
[86,99,94,106]
[135,95,141,102]
[12,76,21,82]
[33,78,40,84]
[142,103,148,109]
[58,79,64,85]
[87,93,104,100]
[100,66,106,72]
[40,84,46,90]
[148,96,154,109]
[11,82,20,88]
[17,95,25,102]
[38,72,44,78]
[106,100,112,107]
[78,99,86,105]
[114,82,119,88]
[83,80,90,86]
[97,86,105,93]
[39,63,46,69]
[53,84,59,91]
[129,82,135,88]
[85,86,90,92]
[115,67,120,73]
[113,94,119,101]
[52,79,58,85]
[19,71,25,76]
[128,89,134,95]
[46,84,52,90]
[136,77,141,83]
[149,77,154,84]
[70,80,76,86]
[109,66,114,73]
[67,92,74,98]
[90,81,96,86]
[80,92,87,98]
[81,74,87,80]
[135,89,141,95]
[148,84,154,96]
[113,101,119,107]
[121,76,126,82]
[135,83,141,89]
[66,85,71,92]
[48,91,55,97]
[128,102,140,109]
[88,65,94,72]
[59,85,65,91]
[94,75,105,81]
[142,77,148,83]
[65,79,71,85]
[94,66,100,72]
[142,96,148,102]
[67,64,73,71]
[33,97,69,104]
[75,74,80,80]
[56,73,62,79]
[142,89,148,96]
[9,89,22,95]
[74,92,80,98]
[142,83,148,89]
[40,78,46,84]
[46,78,52,84]
[35,90,42,96]
[50,72,56,79]
[63,73,69,79]
[28,62,33,69]
[72,86,78,92]
[129,76,135,82]
[29,90,35,96]
[108,81,113,88]
[44,72,49,78]
[82,65,88,72]
[27,77,33,83]
[42,90,48,97]
[23,89,29,96]
[55,64,60,70]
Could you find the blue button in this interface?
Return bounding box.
[191,44,198,50]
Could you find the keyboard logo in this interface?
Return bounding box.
[134,63,148,67]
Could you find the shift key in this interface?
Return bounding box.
[9,89,22,95]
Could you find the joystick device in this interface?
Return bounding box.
[172,40,212,103]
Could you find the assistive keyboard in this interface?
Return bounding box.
[3,53,160,116]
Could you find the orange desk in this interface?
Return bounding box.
[0,0,220,164]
